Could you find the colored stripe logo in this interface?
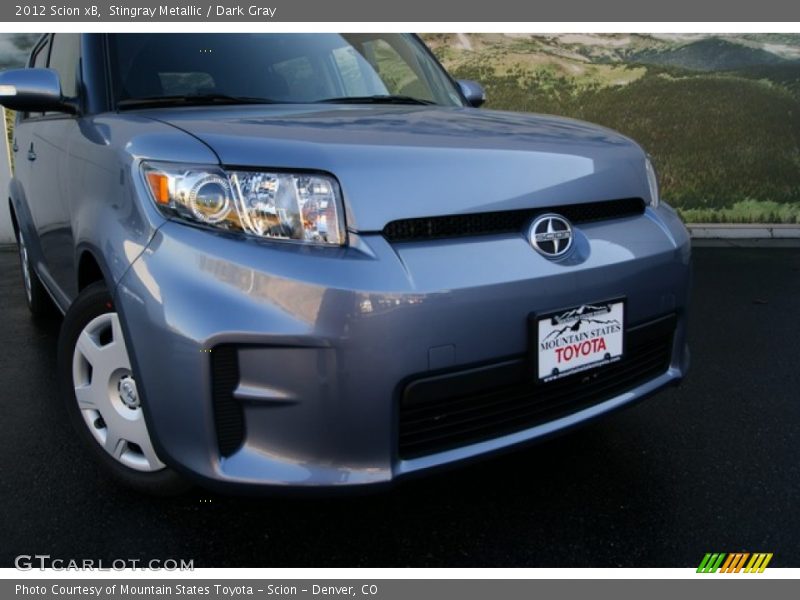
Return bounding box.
[697,553,773,573]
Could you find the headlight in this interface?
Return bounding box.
[142,162,345,246]
[645,157,660,208]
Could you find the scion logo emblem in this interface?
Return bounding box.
[529,214,573,258]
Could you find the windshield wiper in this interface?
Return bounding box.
[117,94,282,109]
[315,95,436,106]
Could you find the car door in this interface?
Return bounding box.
[10,37,48,260]
[28,33,82,300]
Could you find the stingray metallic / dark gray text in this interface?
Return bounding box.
[107,5,278,18]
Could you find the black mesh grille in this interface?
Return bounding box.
[383,198,646,243]
[399,314,675,459]
[211,345,245,457]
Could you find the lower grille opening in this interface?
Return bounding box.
[398,314,676,459]
[211,345,245,457]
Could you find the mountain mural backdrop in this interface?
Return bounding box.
[423,33,800,223]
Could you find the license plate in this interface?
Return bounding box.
[536,300,625,382]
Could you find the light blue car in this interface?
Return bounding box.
[0,33,690,494]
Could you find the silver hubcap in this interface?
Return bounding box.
[72,313,164,472]
[19,236,32,303]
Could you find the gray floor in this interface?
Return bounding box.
[1,246,798,567]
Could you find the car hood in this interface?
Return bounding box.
[140,104,649,232]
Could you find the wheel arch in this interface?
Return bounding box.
[77,249,105,292]
[75,245,118,294]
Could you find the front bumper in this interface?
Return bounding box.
[115,204,691,490]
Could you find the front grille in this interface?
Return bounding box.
[398,314,675,459]
[210,345,245,457]
[383,198,645,243]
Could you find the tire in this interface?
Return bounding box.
[57,281,190,496]
[16,230,55,317]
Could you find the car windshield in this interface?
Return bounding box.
[107,33,465,108]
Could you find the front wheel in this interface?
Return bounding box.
[57,281,190,495]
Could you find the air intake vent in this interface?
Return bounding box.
[383,198,645,243]
[210,345,245,457]
[399,313,675,459]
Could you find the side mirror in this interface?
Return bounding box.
[457,79,486,108]
[0,68,76,114]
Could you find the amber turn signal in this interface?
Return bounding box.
[146,171,170,205]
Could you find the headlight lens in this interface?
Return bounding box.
[645,157,660,208]
[142,162,345,245]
